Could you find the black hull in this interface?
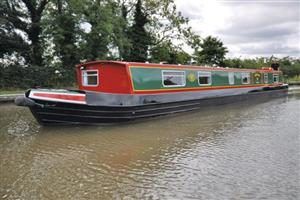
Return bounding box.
[28,88,288,125]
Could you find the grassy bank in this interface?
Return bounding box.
[0,89,26,95]
[0,85,77,95]
[286,75,300,85]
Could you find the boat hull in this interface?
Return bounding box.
[26,87,288,125]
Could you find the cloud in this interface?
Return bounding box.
[175,0,300,58]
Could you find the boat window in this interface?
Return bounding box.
[273,74,279,83]
[228,72,235,85]
[198,71,212,86]
[82,70,98,86]
[264,73,268,83]
[241,72,250,84]
[162,70,186,87]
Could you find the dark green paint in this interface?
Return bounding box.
[130,66,281,91]
[279,74,283,82]
[234,73,242,85]
[212,71,228,86]
[268,73,273,84]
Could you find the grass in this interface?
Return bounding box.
[0,89,26,95]
[287,75,300,84]
[0,84,76,95]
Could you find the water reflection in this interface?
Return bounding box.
[0,91,299,199]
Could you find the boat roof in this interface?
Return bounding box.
[76,60,279,73]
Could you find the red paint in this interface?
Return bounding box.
[125,63,134,94]
[33,93,85,102]
[76,61,131,94]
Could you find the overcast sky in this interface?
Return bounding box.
[175,0,300,58]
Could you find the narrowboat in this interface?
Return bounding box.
[15,61,288,125]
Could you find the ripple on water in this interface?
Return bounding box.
[7,119,39,137]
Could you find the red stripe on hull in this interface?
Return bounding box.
[33,93,85,102]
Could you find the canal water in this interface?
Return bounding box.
[0,90,299,200]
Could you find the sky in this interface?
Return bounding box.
[175,0,300,58]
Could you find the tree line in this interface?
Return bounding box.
[0,0,299,89]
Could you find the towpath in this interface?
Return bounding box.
[0,94,23,103]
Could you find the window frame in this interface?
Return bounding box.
[273,74,279,83]
[264,73,268,84]
[198,71,212,86]
[161,70,186,87]
[241,72,250,85]
[228,72,235,85]
[82,70,99,87]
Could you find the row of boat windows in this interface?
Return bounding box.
[80,70,280,87]
[162,70,279,87]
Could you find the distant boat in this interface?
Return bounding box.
[15,61,288,125]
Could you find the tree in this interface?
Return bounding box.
[0,0,208,88]
[0,0,49,66]
[110,1,131,60]
[149,41,191,64]
[125,0,152,62]
[279,57,300,78]
[144,0,199,49]
[120,0,198,62]
[194,36,228,66]
[0,0,52,88]
[78,0,116,61]
[44,0,81,84]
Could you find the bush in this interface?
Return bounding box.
[0,63,76,89]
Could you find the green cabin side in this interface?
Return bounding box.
[129,65,282,92]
